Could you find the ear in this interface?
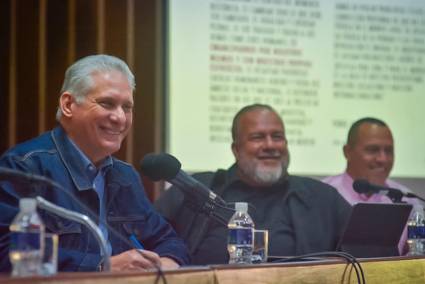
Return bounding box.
[59,92,76,118]
[231,141,239,160]
[343,144,351,161]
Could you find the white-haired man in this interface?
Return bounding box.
[0,55,189,272]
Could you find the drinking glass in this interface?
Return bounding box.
[41,233,58,276]
[251,229,268,263]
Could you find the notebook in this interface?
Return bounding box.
[337,202,413,258]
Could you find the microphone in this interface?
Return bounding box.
[352,179,420,203]
[141,153,226,206]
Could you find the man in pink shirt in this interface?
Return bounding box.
[323,117,421,255]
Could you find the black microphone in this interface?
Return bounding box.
[352,179,416,203]
[140,153,227,207]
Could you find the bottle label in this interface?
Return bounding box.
[408,225,423,239]
[9,232,41,251]
[408,225,417,239]
[228,228,253,245]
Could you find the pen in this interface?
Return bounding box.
[129,234,145,250]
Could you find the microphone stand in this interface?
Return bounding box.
[387,190,425,204]
[35,197,111,272]
[183,194,233,226]
[353,179,425,204]
[405,192,425,203]
[386,190,404,203]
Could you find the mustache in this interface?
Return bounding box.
[258,151,282,159]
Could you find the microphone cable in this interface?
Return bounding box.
[269,251,365,284]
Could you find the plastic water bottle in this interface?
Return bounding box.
[407,205,424,256]
[9,198,45,276]
[227,202,254,264]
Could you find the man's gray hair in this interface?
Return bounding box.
[231,104,282,142]
[56,54,135,120]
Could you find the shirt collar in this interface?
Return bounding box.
[343,171,396,189]
[68,137,113,179]
[51,126,113,191]
[343,172,388,201]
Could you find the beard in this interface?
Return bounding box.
[238,152,289,186]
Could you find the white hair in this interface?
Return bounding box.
[56,54,135,120]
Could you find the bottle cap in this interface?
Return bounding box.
[19,198,37,212]
[235,202,248,213]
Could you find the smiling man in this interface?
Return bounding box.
[322,117,421,255]
[155,104,351,264]
[322,117,411,204]
[0,55,189,272]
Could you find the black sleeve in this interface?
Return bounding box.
[333,188,352,240]
[154,186,185,224]
[153,172,220,256]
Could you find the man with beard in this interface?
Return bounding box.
[155,104,351,265]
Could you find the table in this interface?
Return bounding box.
[1,256,424,284]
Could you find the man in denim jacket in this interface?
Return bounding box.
[0,55,189,272]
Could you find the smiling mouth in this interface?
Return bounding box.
[370,167,388,173]
[258,157,281,162]
[100,127,123,136]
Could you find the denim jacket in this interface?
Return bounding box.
[0,126,189,271]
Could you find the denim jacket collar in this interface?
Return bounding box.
[51,126,130,192]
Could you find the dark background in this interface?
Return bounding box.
[0,0,165,200]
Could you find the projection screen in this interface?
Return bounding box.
[166,0,425,178]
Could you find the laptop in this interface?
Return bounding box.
[337,203,413,258]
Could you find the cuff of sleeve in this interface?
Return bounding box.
[158,253,185,266]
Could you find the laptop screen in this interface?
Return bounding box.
[337,203,412,258]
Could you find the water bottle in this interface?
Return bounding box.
[9,198,45,276]
[407,205,424,256]
[227,202,254,264]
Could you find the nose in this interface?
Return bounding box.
[264,135,280,149]
[110,106,126,123]
[376,149,391,163]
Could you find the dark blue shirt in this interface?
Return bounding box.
[66,136,113,256]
